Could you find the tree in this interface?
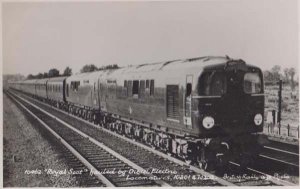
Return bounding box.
[271,65,281,81]
[80,64,98,73]
[284,68,289,83]
[48,68,60,77]
[37,73,44,79]
[63,66,72,76]
[27,74,35,79]
[288,67,296,90]
[271,65,281,74]
[98,64,120,70]
[43,72,48,78]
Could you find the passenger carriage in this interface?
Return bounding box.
[65,72,101,121]
[47,77,67,108]
[22,79,38,96]
[35,78,48,100]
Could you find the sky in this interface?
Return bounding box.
[2,0,299,76]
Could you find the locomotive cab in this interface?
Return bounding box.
[195,60,264,137]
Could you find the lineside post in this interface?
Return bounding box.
[277,80,282,124]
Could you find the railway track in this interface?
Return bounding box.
[7,91,169,187]
[261,143,299,168]
[7,90,232,186]
[7,89,298,186]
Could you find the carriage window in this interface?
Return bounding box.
[139,80,145,98]
[199,72,226,96]
[128,80,132,96]
[146,80,150,89]
[124,80,128,95]
[76,82,80,91]
[66,84,69,97]
[150,80,154,96]
[71,81,80,92]
[244,73,262,94]
[132,80,139,97]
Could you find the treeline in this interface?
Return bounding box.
[27,67,72,79]
[263,65,297,89]
[80,64,119,73]
[27,64,119,79]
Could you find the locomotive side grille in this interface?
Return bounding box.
[166,85,180,120]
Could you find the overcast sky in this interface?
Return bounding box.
[3,0,298,76]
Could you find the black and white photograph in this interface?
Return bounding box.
[2,0,299,187]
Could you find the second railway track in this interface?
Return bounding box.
[7,89,298,186]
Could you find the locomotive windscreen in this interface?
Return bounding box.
[198,71,227,96]
[244,72,262,94]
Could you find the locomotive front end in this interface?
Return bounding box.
[196,60,264,136]
[194,59,265,170]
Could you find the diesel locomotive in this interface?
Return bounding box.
[9,56,265,170]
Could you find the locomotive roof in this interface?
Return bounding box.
[119,56,230,73]
[21,56,261,84]
[66,56,232,81]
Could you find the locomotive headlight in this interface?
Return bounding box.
[202,116,215,129]
[254,114,263,125]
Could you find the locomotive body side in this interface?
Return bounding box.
[97,60,207,137]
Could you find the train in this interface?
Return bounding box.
[9,56,266,170]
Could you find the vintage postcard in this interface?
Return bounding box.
[2,0,299,187]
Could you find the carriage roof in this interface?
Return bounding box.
[35,78,49,84]
[48,76,68,83]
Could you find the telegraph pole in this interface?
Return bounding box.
[277,80,282,124]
